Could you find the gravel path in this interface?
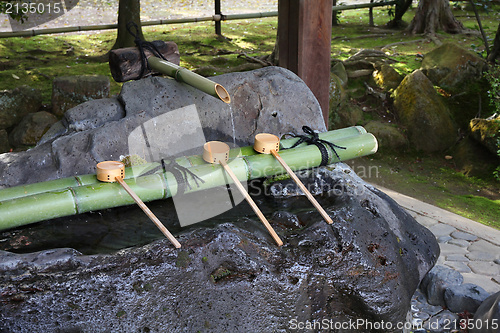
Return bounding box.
[1,0,278,32]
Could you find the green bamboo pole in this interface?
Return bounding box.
[332,1,397,11]
[0,126,366,202]
[0,12,279,39]
[147,57,231,103]
[0,133,377,231]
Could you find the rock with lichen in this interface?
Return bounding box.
[469,116,500,156]
[393,69,456,152]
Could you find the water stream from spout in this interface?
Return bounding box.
[229,104,236,147]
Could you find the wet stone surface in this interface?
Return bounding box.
[0,165,440,332]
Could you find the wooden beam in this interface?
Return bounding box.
[278,0,333,128]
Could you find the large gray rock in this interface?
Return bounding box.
[444,283,490,314]
[420,265,464,307]
[0,165,440,332]
[0,67,326,188]
[471,291,500,333]
[0,86,42,130]
[393,70,456,152]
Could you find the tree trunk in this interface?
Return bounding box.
[332,0,339,26]
[408,0,464,35]
[386,0,413,28]
[111,0,144,50]
[268,33,279,65]
[487,22,500,64]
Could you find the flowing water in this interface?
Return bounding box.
[228,104,236,147]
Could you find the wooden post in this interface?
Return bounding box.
[215,0,222,36]
[278,0,333,129]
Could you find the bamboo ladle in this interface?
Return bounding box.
[203,141,283,246]
[96,161,181,248]
[253,133,333,225]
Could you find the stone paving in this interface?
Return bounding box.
[378,186,500,295]
[377,186,500,333]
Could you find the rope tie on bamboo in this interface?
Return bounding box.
[285,126,346,166]
[126,21,168,79]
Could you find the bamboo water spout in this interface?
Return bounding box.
[108,41,231,103]
[203,141,283,246]
[147,57,231,103]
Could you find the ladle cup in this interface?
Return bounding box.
[253,133,333,225]
[96,161,181,248]
[203,141,283,246]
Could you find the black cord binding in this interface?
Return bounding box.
[285,126,346,166]
[126,21,168,79]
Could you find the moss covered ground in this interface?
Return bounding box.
[0,4,499,228]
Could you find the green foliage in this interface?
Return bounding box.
[484,65,500,182]
[494,137,500,182]
[485,65,500,113]
[453,0,497,12]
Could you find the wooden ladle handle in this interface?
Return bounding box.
[116,177,182,248]
[219,160,283,246]
[270,150,333,224]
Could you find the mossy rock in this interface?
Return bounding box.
[8,111,58,147]
[451,136,499,178]
[421,43,491,130]
[329,73,346,114]
[444,76,496,129]
[329,102,363,129]
[51,75,110,117]
[364,121,408,151]
[469,116,500,156]
[0,86,42,130]
[421,43,486,94]
[373,64,403,92]
[393,70,456,152]
[331,61,348,87]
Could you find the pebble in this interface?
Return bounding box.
[451,230,478,242]
[469,261,500,276]
[445,254,469,262]
[439,243,468,255]
[437,235,452,243]
[468,240,499,255]
[443,261,472,273]
[466,251,497,261]
[448,238,470,247]
[429,223,457,238]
